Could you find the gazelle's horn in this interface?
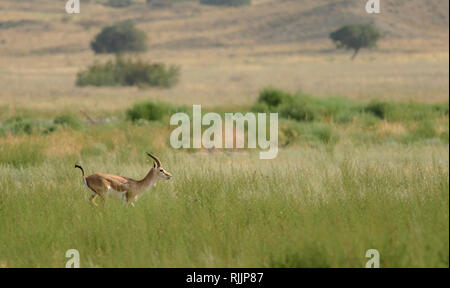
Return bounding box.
[146,152,161,167]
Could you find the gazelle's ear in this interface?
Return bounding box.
[153,161,156,168]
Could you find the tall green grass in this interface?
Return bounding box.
[0,143,448,267]
[0,141,45,168]
[253,88,448,123]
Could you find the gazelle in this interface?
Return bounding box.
[75,153,172,206]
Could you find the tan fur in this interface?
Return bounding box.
[75,153,172,206]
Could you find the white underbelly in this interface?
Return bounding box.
[106,188,126,200]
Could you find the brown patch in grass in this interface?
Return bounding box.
[376,121,407,137]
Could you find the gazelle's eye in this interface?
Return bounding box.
[160,169,163,172]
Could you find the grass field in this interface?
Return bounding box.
[0,0,449,268]
[0,137,448,268]
[0,96,448,268]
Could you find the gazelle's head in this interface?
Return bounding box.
[147,152,172,180]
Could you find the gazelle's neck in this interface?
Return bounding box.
[138,167,158,191]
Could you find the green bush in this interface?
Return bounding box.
[364,101,448,122]
[0,115,85,137]
[0,117,56,137]
[76,55,180,88]
[126,101,187,122]
[76,61,116,86]
[53,114,84,130]
[279,96,317,122]
[364,101,390,119]
[200,0,251,7]
[253,88,363,123]
[251,88,448,126]
[257,88,292,108]
[91,21,147,54]
[0,117,33,135]
[251,102,271,114]
[330,24,381,60]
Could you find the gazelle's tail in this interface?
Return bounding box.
[75,165,85,177]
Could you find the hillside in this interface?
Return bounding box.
[0,0,448,110]
[0,0,448,55]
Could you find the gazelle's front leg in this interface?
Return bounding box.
[122,191,136,208]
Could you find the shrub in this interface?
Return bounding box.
[251,88,448,126]
[364,101,448,122]
[257,88,292,108]
[313,97,361,119]
[91,21,147,54]
[126,101,187,122]
[0,117,33,135]
[200,0,251,7]
[253,88,361,122]
[364,101,391,119]
[330,24,381,60]
[279,96,317,122]
[251,102,271,114]
[0,117,56,137]
[76,55,180,88]
[53,114,84,130]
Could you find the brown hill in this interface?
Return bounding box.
[0,0,448,53]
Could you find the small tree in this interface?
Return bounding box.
[91,21,148,54]
[329,24,381,60]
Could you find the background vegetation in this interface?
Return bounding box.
[91,21,148,54]
[76,55,180,88]
[330,24,381,59]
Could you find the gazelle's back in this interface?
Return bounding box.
[86,173,130,192]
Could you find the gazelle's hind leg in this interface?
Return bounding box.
[90,193,99,206]
[88,186,107,207]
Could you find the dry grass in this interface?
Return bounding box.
[0,51,448,113]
